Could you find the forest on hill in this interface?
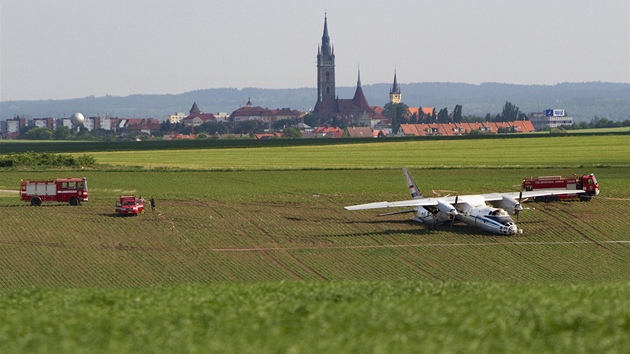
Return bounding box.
[2,82,627,122]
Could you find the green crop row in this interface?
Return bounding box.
[0,281,629,353]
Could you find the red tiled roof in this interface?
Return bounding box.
[345,127,373,138]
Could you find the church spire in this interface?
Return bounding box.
[314,13,336,118]
[189,102,201,115]
[357,66,362,87]
[389,70,402,104]
[320,14,332,57]
[391,70,400,94]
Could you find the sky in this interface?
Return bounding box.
[1,0,628,101]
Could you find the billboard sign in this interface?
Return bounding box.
[545,109,565,117]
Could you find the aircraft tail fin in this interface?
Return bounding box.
[402,167,423,199]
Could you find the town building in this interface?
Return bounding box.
[529,110,573,130]
[312,15,382,125]
[183,102,216,126]
[163,112,186,124]
[230,98,301,124]
[396,121,535,137]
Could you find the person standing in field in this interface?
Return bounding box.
[150,196,155,211]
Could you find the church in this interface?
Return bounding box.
[312,15,385,126]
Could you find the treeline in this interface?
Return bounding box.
[0,151,96,168]
[549,117,630,131]
[160,117,308,138]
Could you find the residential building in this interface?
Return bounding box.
[163,112,186,124]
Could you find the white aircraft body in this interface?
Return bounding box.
[345,168,586,235]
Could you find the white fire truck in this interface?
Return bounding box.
[522,174,599,202]
[20,177,88,206]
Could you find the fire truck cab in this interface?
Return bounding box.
[21,177,88,206]
[522,174,599,202]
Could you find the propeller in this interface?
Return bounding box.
[515,191,524,221]
[450,196,459,227]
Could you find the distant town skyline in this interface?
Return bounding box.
[1,0,628,101]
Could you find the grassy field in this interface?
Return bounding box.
[1,135,629,353]
[83,134,630,170]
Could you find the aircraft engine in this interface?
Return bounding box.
[437,200,458,222]
[490,195,523,215]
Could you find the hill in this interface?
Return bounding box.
[1,82,628,122]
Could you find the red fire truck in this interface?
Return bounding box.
[115,195,144,216]
[522,174,599,202]
[20,177,88,206]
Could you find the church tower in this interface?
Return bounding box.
[389,71,402,104]
[314,14,336,117]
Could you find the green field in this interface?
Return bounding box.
[1,135,629,353]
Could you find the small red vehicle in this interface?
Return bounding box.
[115,195,144,216]
[21,177,88,206]
[522,174,599,202]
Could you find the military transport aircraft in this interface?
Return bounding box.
[344,168,586,235]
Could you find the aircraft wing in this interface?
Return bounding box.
[480,189,586,201]
[344,198,439,210]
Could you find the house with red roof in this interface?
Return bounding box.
[397,121,536,137]
[230,99,301,124]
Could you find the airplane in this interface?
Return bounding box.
[344,168,586,235]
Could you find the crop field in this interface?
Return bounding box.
[0,135,629,352]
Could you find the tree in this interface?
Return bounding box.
[383,102,409,133]
[232,121,267,135]
[500,101,521,122]
[272,118,300,131]
[452,105,463,123]
[302,113,318,128]
[22,127,52,140]
[282,127,302,138]
[198,122,228,135]
[53,126,72,140]
[437,107,450,123]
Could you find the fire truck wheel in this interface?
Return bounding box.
[31,197,42,206]
[70,197,79,206]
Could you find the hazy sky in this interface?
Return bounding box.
[1,0,628,101]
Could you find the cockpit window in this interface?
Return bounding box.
[491,209,508,216]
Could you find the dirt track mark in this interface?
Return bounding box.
[208,240,630,252]
[396,254,451,281]
[549,204,616,254]
[217,202,306,281]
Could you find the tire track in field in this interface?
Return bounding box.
[548,203,616,254]
[5,239,630,252]
[320,195,389,247]
[550,202,630,267]
[216,201,308,281]
[208,240,630,252]
[397,253,454,281]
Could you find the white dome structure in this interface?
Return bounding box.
[70,112,85,127]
